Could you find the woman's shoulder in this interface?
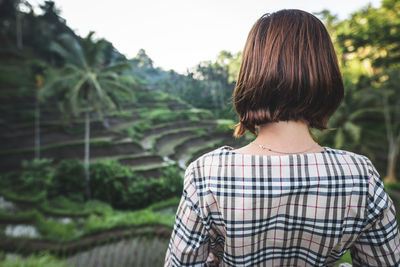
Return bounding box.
[195,144,371,162]
[326,147,374,167]
[186,145,234,165]
[186,144,376,178]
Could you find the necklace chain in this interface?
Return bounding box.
[252,141,319,154]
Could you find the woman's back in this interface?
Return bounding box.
[164,145,400,266]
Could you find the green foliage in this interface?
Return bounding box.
[89,160,134,206]
[39,197,112,217]
[0,252,71,267]
[336,0,400,69]
[0,209,42,223]
[0,190,46,205]
[35,216,78,242]
[134,107,150,119]
[126,120,152,140]
[83,208,174,235]
[214,119,235,134]
[334,250,352,266]
[385,181,400,192]
[112,109,133,118]
[19,158,54,192]
[146,196,181,212]
[49,159,86,201]
[189,108,214,120]
[39,32,136,118]
[0,208,79,242]
[147,109,184,123]
[147,108,213,124]
[119,165,183,210]
[151,50,239,118]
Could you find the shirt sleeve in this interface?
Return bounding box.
[350,159,400,266]
[164,163,210,267]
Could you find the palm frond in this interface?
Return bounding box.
[348,107,382,121]
[334,127,345,149]
[69,76,88,116]
[49,41,79,66]
[88,74,107,101]
[344,121,361,142]
[100,79,135,101]
[57,34,88,69]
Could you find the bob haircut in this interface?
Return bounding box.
[232,9,344,138]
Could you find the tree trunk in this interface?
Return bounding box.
[385,152,398,183]
[384,142,398,183]
[84,101,91,200]
[34,89,40,159]
[16,10,23,49]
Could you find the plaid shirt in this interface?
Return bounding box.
[164,145,400,266]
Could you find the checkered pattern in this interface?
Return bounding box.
[164,145,400,266]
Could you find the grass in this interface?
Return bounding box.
[125,119,152,140]
[0,196,179,243]
[0,252,71,267]
[146,196,180,212]
[83,209,174,236]
[0,189,46,205]
[39,197,112,217]
[146,108,214,125]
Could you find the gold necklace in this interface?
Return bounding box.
[252,141,319,155]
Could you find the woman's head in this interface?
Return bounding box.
[232,9,344,138]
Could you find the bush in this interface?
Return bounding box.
[49,159,86,201]
[36,216,78,242]
[119,165,183,210]
[19,158,54,192]
[89,160,133,205]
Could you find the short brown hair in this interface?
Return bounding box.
[232,9,344,138]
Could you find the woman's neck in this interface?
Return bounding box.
[255,120,315,150]
[233,120,324,155]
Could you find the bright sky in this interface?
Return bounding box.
[33,0,380,74]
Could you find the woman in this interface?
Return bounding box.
[164,9,400,266]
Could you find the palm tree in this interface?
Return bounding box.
[373,68,400,182]
[315,87,379,151]
[39,32,135,199]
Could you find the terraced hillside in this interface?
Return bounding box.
[0,87,251,266]
[0,88,249,176]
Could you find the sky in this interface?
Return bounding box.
[31,0,380,74]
